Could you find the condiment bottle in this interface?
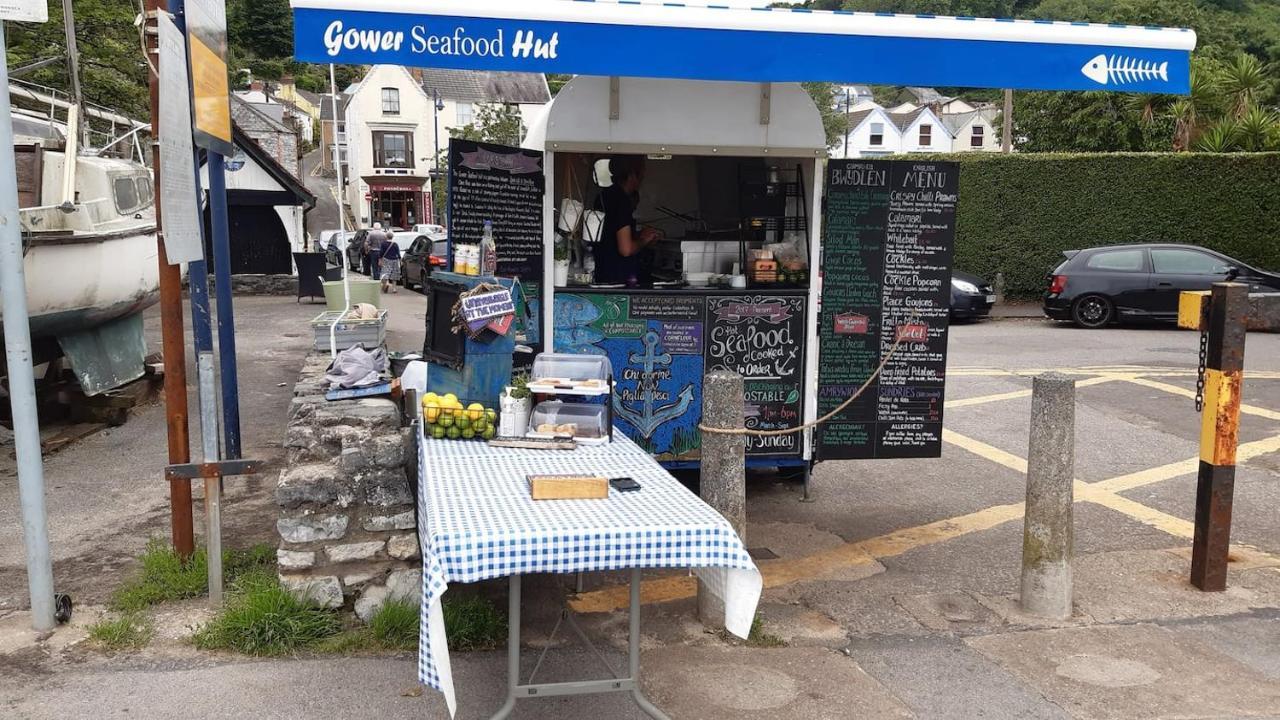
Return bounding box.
[480,220,498,277]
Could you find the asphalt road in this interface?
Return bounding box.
[302,146,340,240]
[2,306,1279,719]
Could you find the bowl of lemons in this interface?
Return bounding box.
[421,392,498,441]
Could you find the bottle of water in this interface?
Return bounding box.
[480,220,498,276]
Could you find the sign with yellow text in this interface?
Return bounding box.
[186,0,233,155]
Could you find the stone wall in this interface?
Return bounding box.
[276,353,420,620]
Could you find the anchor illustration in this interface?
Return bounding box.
[614,330,694,438]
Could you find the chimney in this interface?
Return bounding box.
[408,68,424,83]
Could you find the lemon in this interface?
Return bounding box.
[461,427,475,440]
[423,401,440,423]
[446,426,461,439]
[482,426,496,440]
[424,392,438,403]
[443,393,458,407]
[467,402,484,421]
[485,409,497,424]
[431,425,446,439]
[438,414,454,428]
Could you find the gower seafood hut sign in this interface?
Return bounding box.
[290,0,1195,94]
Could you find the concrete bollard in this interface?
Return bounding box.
[698,370,746,629]
[1020,372,1076,619]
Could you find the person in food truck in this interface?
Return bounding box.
[594,155,662,285]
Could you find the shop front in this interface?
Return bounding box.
[364,180,430,229]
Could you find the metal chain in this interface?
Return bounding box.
[1195,328,1209,412]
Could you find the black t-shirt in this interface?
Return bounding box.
[594,184,639,284]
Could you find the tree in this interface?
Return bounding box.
[1011,91,1169,152]
[1218,53,1273,118]
[802,82,850,150]
[227,0,293,60]
[449,104,526,147]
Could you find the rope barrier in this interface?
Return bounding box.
[698,312,920,438]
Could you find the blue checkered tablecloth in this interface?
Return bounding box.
[415,430,762,716]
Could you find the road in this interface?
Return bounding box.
[302,146,341,239]
[3,308,1279,719]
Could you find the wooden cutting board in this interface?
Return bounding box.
[528,474,609,500]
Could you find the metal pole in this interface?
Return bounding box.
[0,23,57,632]
[208,153,242,459]
[1002,89,1013,153]
[1190,282,1248,591]
[60,0,88,148]
[433,91,442,224]
[197,352,223,605]
[843,87,851,159]
[328,63,351,359]
[145,0,195,559]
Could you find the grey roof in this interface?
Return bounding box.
[319,93,350,121]
[419,69,550,104]
[905,87,950,105]
[887,107,928,132]
[845,108,875,131]
[230,95,294,135]
[295,88,322,106]
[940,108,999,136]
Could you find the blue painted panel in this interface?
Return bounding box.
[293,8,1190,93]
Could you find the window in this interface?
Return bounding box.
[381,88,400,115]
[1085,249,1145,272]
[112,176,140,213]
[134,175,153,207]
[1151,248,1231,275]
[971,125,985,148]
[919,124,933,146]
[869,122,884,146]
[372,131,413,168]
[456,102,474,126]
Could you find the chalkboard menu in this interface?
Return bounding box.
[447,139,544,277]
[817,160,956,460]
[705,295,806,457]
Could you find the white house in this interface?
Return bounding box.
[834,100,1001,157]
[891,106,953,154]
[942,108,1002,152]
[834,106,903,158]
[344,65,438,229]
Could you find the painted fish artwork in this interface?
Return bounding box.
[1080,54,1169,86]
[553,294,607,354]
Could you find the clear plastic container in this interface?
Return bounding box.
[527,353,612,396]
[528,400,609,443]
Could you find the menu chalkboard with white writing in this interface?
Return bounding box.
[705,295,806,457]
[816,159,956,460]
[447,139,544,278]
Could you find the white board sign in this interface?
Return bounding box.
[0,0,47,22]
[157,13,205,264]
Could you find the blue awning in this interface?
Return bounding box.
[290,0,1195,94]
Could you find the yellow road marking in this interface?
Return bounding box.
[945,376,1117,409]
[570,374,1280,614]
[1122,376,1280,422]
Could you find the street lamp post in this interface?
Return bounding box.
[432,90,444,224]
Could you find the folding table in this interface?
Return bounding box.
[416,430,762,718]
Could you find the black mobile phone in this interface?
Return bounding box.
[610,477,641,492]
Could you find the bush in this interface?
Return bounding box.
[87,613,154,651]
[369,599,419,651]
[193,571,342,656]
[935,152,1280,299]
[441,595,506,652]
[111,540,276,612]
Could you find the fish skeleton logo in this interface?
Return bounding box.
[1081,54,1169,86]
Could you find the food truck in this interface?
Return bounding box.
[292,1,1195,480]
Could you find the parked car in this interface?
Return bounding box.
[401,233,449,290]
[1043,243,1280,329]
[319,230,347,269]
[410,223,447,238]
[344,229,371,274]
[951,270,996,321]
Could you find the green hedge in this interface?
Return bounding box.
[938,153,1280,299]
